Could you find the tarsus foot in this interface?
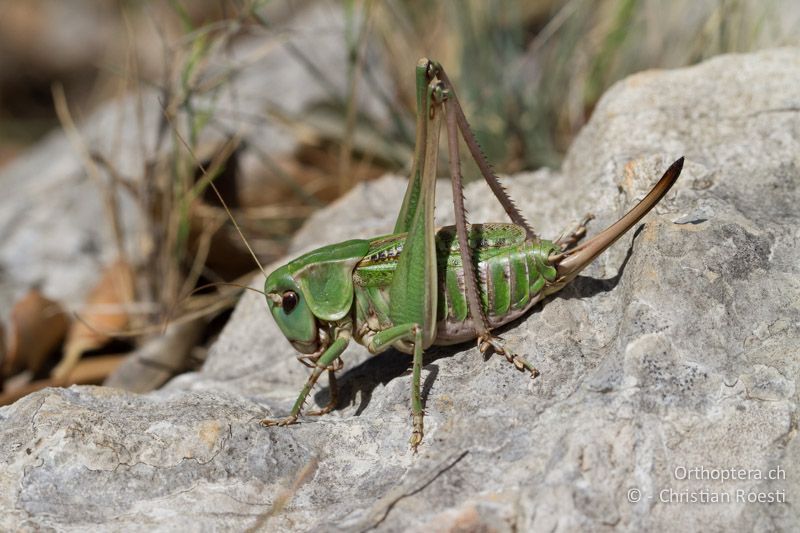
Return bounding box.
[409,413,424,452]
[260,415,299,427]
[478,335,540,379]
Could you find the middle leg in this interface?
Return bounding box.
[306,369,339,417]
[367,323,426,451]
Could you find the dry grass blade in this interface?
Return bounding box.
[338,0,374,195]
[52,83,128,265]
[247,456,320,532]
[0,323,5,389]
[166,120,267,279]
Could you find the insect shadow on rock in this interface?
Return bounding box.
[557,223,646,301]
[223,58,684,451]
[312,346,448,418]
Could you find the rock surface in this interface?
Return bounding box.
[2,48,800,531]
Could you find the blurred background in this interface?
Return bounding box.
[0,0,798,401]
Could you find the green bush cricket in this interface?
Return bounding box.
[259,58,683,450]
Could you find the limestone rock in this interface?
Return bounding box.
[2,48,799,531]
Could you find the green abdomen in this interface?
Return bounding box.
[353,223,559,344]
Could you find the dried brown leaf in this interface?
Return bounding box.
[3,289,69,380]
[0,377,56,406]
[54,259,134,380]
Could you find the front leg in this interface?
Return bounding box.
[261,334,349,427]
[368,323,425,451]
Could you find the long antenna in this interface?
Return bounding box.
[163,109,268,278]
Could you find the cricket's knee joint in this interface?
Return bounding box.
[425,59,440,78]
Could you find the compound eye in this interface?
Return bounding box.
[281,290,298,314]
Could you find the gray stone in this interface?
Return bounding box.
[2,48,799,531]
